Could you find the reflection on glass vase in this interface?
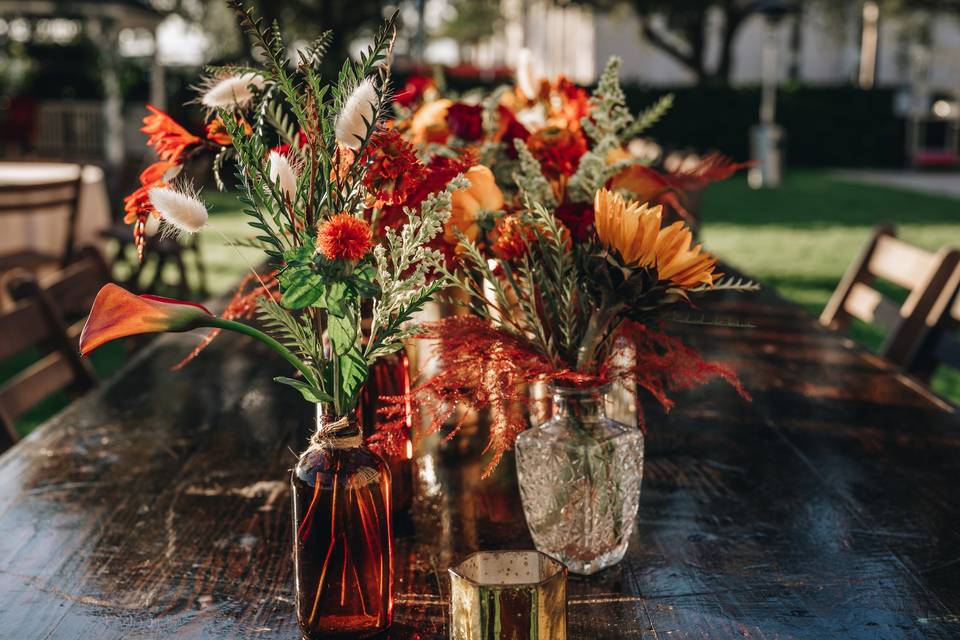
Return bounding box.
[515,383,644,575]
[291,407,393,638]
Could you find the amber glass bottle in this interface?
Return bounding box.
[292,409,393,638]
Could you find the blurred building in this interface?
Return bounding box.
[458,2,960,92]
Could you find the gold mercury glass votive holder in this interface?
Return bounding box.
[449,550,567,640]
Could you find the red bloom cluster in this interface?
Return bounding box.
[317,213,373,262]
[553,201,594,243]
[374,316,748,476]
[445,103,484,141]
[493,105,530,158]
[393,75,435,108]
[124,105,207,259]
[362,129,424,206]
[553,77,591,130]
[526,126,588,180]
[491,213,571,261]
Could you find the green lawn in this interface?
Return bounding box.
[699,170,960,402]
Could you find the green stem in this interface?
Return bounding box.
[209,318,319,388]
[576,302,624,371]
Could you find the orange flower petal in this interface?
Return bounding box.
[79,284,213,356]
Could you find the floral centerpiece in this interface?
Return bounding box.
[393,57,750,254]
[378,177,757,572]
[78,5,463,637]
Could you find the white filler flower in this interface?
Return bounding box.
[201,72,265,110]
[269,151,298,202]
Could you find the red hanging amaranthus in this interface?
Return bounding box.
[374,315,749,476]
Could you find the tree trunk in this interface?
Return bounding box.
[716,8,747,83]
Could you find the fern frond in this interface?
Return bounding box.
[625,93,674,138]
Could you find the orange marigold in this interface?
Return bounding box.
[316,213,372,262]
[142,105,201,163]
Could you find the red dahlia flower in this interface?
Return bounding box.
[363,129,425,206]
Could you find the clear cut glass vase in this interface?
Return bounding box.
[515,383,644,575]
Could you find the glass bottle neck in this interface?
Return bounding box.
[549,384,609,422]
[314,404,362,448]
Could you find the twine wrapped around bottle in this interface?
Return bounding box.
[308,411,363,451]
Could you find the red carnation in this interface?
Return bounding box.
[445,103,484,141]
[317,213,372,262]
[363,129,425,206]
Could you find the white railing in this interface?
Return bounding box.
[34,101,104,158]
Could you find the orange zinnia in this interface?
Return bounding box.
[594,188,717,288]
[142,105,201,163]
[447,165,504,245]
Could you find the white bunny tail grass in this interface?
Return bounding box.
[335,78,378,150]
[149,182,208,236]
[268,151,298,202]
[200,72,265,110]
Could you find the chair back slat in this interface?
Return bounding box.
[23,247,111,316]
[844,283,902,332]
[906,263,960,381]
[0,256,102,449]
[0,353,78,421]
[868,235,938,290]
[0,302,53,360]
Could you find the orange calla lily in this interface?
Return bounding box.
[79,284,214,356]
[447,165,504,245]
[80,284,321,386]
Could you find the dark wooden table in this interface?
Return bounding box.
[1,287,958,639]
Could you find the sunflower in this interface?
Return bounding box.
[593,188,717,289]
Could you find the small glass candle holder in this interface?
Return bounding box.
[449,550,567,640]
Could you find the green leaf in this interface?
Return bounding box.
[279,265,324,309]
[273,377,333,403]
[320,281,350,316]
[337,348,368,408]
[327,311,357,356]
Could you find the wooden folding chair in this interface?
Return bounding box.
[0,277,98,451]
[905,262,960,383]
[0,168,84,274]
[820,224,960,367]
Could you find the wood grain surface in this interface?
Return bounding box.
[0,286,957,639]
